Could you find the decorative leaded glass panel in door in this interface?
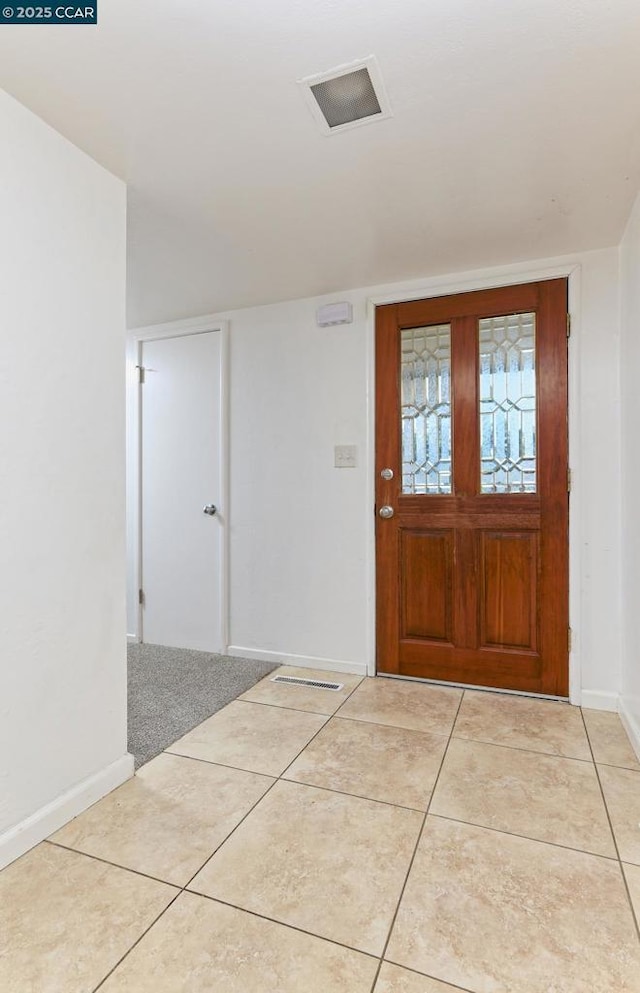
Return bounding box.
[479,312,536,493]
[401,324,452,494]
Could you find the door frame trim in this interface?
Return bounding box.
[365,262,582,704]
[127,316,230,652]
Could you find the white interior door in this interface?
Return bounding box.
[140,331,223,651]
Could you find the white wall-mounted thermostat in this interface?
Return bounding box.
[316,301,353,327]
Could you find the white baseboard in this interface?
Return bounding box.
[226,645,368,677]
[0,753,134,871]
[579,690,619,712]
[127,633,139,644]
[618,696,640,763]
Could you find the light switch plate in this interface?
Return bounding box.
[334,444,357,468]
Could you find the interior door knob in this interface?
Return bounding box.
[379,505,394,519]
[203,503,217,516]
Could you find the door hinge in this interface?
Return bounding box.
[136,365,145,385]
[568,626,572,653]
[138,588,145,607]
[567,468,572,493]
[566,313,571,338]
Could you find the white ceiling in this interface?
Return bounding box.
[2,0,640,327]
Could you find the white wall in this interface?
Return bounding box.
[227,295,371,671]
[0,90,130,868]
[572,249,622,708]
[128,247,623,705]
[619,191,640,755]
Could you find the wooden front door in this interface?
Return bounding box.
[375,279,569,696]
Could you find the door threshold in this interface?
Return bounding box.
[376,671,569,703]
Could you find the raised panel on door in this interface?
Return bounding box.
[400,529,454,643]
[479,531,538,651]
[375,278,569,696]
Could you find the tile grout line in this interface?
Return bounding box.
[594,759,640,772]
[580,708,640,769]
[258,706,631,903]
[91,888,183,992]
[162,747,283,778]
[327,678,464,739]
[231,706,622,767]
[382,957,476,993]
[450,732,595,764]
[578,708,640,943]
[83,680,550,990]
[44,839,181,889]
[426,813,619,862]
[181,700,347,891]
[183,889,381,961]
[187,678,619,769]
[234,696,339,717]
[330,681,370,720]
[77,666,367,988]
[330,713,453,738]
[49,764,278,895]
[88,764,285,993]
[235,670,366,719]
[160,706,620,897]
[165,738,328,779]
[41,672,631,991]
[366,688,467,993]
[88,678,346,993]
[275,684,366,780]
[168,716,451,788]
[45,676,613,978]
[88,673,450,989]
[61,672,366,992]
[88,766,290,993]
[280,776,428,813]
[330,713,451,738]
[17,674,630,993]
[307,696,597,760]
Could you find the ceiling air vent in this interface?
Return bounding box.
[299,56,392,135]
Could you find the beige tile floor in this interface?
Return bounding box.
[2,667,640,993]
